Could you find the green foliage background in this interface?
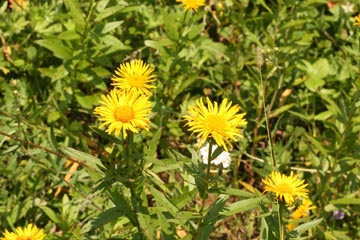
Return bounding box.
[0,0,359,239]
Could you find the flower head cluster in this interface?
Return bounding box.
[94,59,155,139]
[262,171,309,206]
[200,142,231,168]
[184,97,247,152]
[176,0,206,12]
[1,224,45,240]
[354,14,360,27]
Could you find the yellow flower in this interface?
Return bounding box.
[262,171,308,206]
[94,89,151,139]
[287,198,316,231]
[176,0,206,12]
[292,197,315,219]
[1,224,45,240]
[287,222,297,232]
[184,97,247,151]
[354,14,360,26]
[111,59,156,96]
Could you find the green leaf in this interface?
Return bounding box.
[330,197,360,205]
[61,146,105,182]
[144,39,174,57]
[324,230,352,240]
[270,104,295,118]
[156,211,172,235]
[281,19,310,30]
[301,0,327,7]
[47,111,61,123]
[149,186,178,216]
[300,58,329,91]
[203,195,228,226]
[95,35,131,54]
[221,196,265,216]
[146,128,161,158]
[100,21,124,34]
[314,110,333,121]
[108,189,138,226]
[172,189,198,209]
[7,200,32,226]
[200,195,228,240]
[148,158,183,173]
[37,205,62,225]
[95,4,128,22]
[91,207,125,229]
[186,24,203,40]
[304,133,328,156]
[161,9,180,40]
[64,0,85,30]
[51,65,69,82]
[292,218,323,236]
[199,39,227,60]
[35,39,72,60]
[217,188,256,198]
[57,30,81,40]
[75,93,98,109]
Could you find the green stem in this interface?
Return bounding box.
[122,132,141,234]
[278,202,285,240]
[175,10,188,53]
[123,132,133,168]
[258,66,276,169]
[195,140,213,239]
[205,140,213,186]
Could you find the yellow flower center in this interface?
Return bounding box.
[114,106,134,122]
[129,74,145,87]
[206,114,226,133]
[276,183,293,194]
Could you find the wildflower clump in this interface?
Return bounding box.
[184,97,247,152]
[1,224,45,240]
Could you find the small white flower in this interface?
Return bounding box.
[200,143,231,168]
[341,2,354,14]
